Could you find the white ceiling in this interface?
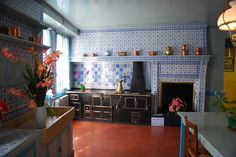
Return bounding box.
[44,0,225,30]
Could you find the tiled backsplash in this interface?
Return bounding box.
[72,62,151,90]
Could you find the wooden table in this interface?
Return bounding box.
[178,112,236,157]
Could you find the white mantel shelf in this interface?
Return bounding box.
[70,55,210,62]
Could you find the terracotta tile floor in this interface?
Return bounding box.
[73,121,180,157]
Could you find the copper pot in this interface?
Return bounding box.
[34,36,42,43]
[195,47,202,55]
[8,26,20,37]
[133,51,140,56]
[180,45,189,55]
[148,51,157,56]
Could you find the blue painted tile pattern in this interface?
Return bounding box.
[71,25,207,57]
[72,62,137,90]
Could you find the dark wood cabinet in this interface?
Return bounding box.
[92,95,112,121]
[68,93,81,119]
[112,95,151,125]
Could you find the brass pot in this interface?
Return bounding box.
[164,46,173,55]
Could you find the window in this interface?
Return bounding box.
[56,34,70,92]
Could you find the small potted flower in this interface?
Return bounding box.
[79,70,89,92]
[168,98,187,114]
[210,91,236,130]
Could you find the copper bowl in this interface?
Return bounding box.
[148,51,157,56]
[118,51,127,56]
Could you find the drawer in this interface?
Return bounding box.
[69,94,79,101]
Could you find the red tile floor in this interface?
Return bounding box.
[72,121,180,157]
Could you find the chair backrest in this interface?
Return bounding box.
[184,116,198,157]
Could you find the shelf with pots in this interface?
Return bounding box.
[70,55,211,63]
[0,2,47,31]
[0,33,50,49]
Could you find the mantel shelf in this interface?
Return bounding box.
[70,55,211,62]
[0,33,50,49]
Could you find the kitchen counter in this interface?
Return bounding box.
[0,129,40,157]
[66,89,152,97]
[0,106,75,157]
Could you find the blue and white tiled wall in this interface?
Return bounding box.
[71,25,207,57]
[72,62,151,90]
[71,25,207,91]
[0,0,43,122]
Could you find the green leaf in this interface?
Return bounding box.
[46,105,58,117]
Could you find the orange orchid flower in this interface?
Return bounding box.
[6,88,25,99]
[28,99,36,108]
[27,47,38,55]
[1,48,16,62]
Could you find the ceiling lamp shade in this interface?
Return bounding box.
[217,0,236,31]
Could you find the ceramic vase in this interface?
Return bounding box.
[35,106,46,128]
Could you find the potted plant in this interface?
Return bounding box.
[1,47,60,128]
[210,91,236,130]
[168,98,187,114]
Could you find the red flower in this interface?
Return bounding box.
[0,99,10,120]
[169,98,187,112]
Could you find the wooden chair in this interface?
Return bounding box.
[184,116,212,157]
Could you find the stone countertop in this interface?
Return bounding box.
[66,89,152,97]
[0,129,40,157]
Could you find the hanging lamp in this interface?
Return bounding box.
[217,0,236,46]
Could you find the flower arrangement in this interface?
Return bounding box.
[1,47,61,108]
[168,98,187,112]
